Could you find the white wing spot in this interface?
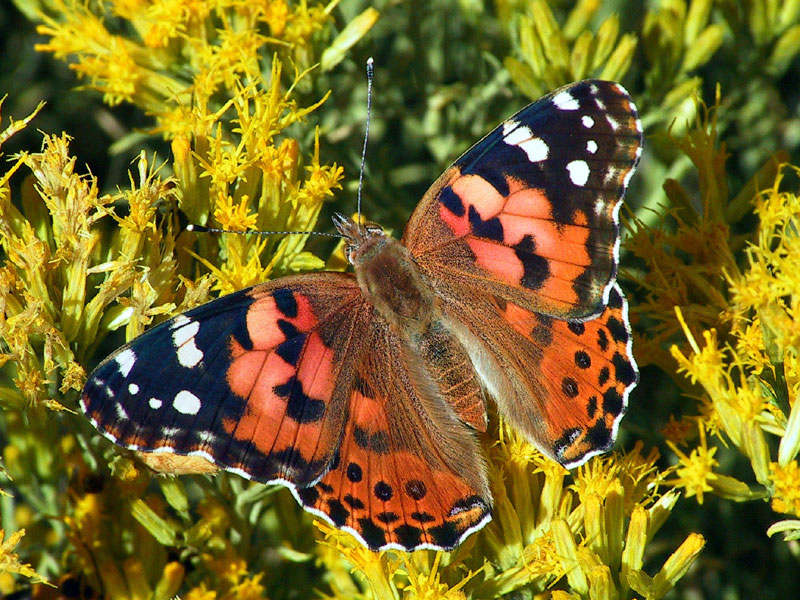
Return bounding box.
[553,90,579,110]
[161,426,181,439]
[174,390,201,415]
[595,198,605,215]
[197,430,218,444]
[582,115,594,128]
[115,349,136,377]
[605,114,620,131]
[177,343,204,368]
[149,397,163,410]
[170,314,190,329]
[595,97,607,110]
[503,121,549,162]
[605,166,621,184]
[567,160,590,186]
[128,383,139,395]
[586,140,598,154]
[172,319,199,345]
[172,319,204,368]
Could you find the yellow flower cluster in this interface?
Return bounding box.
[629,87,800,538]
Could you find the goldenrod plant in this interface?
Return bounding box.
[2,0,800,598]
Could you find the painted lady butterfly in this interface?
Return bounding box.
[81,80,642,551]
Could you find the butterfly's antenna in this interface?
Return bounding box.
[356,57,374,231]
[186,224,343,239]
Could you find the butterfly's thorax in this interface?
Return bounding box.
[351,233,437,334]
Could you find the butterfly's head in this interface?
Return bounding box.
[332,212,386,265]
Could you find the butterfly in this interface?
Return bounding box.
[81,79,642,552]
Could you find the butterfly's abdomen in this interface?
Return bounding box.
[411,321,488,431]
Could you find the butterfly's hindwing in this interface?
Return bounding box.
[437,281,637,467]
[297,320,491,551]
[404,80,642,320]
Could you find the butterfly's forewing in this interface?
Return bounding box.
[297,319,491,551]
[82,273,365,486]
[403,80,642,320]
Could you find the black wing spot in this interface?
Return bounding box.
[297,486,319,506]
[428,522,459,549]
[405,479,427,500]
[374,481,393,501]
[275,334,305,366]
[562,377,579,398]
[586,421,612,450]
[602,388,624,416]
[346,462,363,483]
[531,315,553,345]
[607,287,624,309]
[597,329,609,351]
[376,511,399,524]
[587,395,598,418]
[411,511,436,523]
[612,352,638,386]
[343,494,365,510]
[468,205,504,240]
[327,499,349,526]
[439,186,465,217]
[274,377,326,423]
[394,524,423,550]
[568,322,586,336]
[575,350,591,369]
[515,235,549,289]
[277,318,301,340]
[358,518,387,549]
[598,366,610,385]
[354,426,389,454]
[273,288,298,318]
[606,316,629,344]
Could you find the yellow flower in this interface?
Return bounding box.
[228,573,266,600]
[185,583,218,600]
[667,425,718,504]
[0,529,49,587]
[770,461,800,516]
